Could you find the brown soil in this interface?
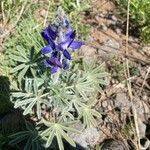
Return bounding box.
[81,0,150,149]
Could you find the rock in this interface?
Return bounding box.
[107,105,112,111]
[114,91,131,113]
[98,39,121,60]
[111,21,117,26]
[86,36,94,43]
[115,28,121,34]
[101,139,126,150]
[135,100,150,122]
[143,95,148,101]
[39,9,47,18]
[140,137,150,150]
[138,118,146,139]
[99,13,105,18]
[129,36,135,42]
[95,15,100,21]
[70,126,100,149]
[79,45,97,63]
[141,46,150,57]
[102,101,108,108]
[107,14,118,21]
[101,24,108,31]
[105,39,120,49]
[111,15,118,22]
[97,23,108,31]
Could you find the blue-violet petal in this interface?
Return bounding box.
[69,41,83,49]
[42,45,53,54]
[63,50,71,60]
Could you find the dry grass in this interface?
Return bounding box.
[0,5,24,38]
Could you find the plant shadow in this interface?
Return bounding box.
[0,76,25,133]
[0,76,25,149]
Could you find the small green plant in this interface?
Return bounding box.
[115,0,150,43]
[120,122,134,140]
[109,58,125,81]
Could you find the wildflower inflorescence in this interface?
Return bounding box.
[41,12,83,73]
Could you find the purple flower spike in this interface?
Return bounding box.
[63,50,71,60]
[42,45,53,54]
[41,10,83,73]
[48,39,56,50]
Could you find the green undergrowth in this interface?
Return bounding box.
[61,0,90,39]
[115,0,150,44]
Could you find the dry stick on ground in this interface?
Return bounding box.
[125,0,141,149]
[43,0,51,27]
[139,66,150,94]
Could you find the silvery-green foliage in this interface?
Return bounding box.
[11,61,108,149]
[9,46,42,84]
[12,78,49,119]
[9,8,109,150]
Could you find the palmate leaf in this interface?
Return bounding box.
[10,45,42,82]
[83,61,109,87]
[13,90,48,119]
[70,95,86,114]
[75,75,94,99]
[9,131,30,145]
[11,63,26,73]
[13,79,49,119]
[18,65,29,83]
[41,119,80,150]
[9,54,28,63]
[50,83,71,111]
[72,61,108,99]
[23,99,37,116]
[60,107,75,122]
[16,45,29,60]
[79,105,101,128]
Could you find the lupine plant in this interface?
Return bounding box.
[8,8,108,150]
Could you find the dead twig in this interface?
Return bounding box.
[124,0,141,149]
[43,0,51,27]
[139,67,150,94]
